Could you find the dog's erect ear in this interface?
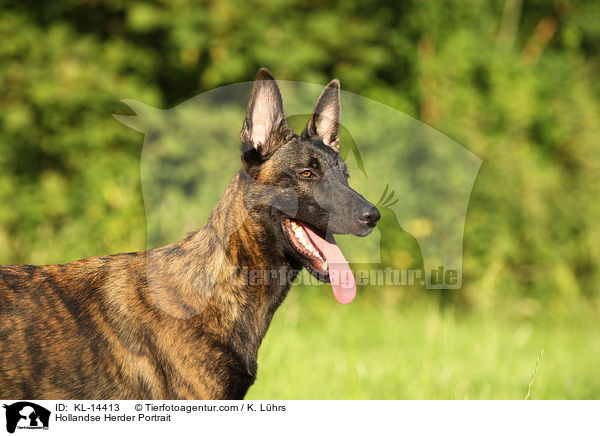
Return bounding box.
[241,68,292,157]
[302,79,341,152]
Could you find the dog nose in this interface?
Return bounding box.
[356,205,381,227]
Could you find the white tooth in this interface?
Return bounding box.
[323,260,328,270]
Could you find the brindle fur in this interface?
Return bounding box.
[0,69,379,399]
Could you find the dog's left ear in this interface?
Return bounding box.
[302,79,341,152]
[241,68,292,158]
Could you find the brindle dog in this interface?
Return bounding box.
[0,69,380,399]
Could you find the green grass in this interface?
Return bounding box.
[246,285,600,399]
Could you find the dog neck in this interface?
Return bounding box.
[145,171,298,374]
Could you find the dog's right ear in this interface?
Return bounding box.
[241,68,292,159]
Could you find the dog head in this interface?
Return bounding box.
[239,68,380,303]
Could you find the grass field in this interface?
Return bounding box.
[246,284,600,400]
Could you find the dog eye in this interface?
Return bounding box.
[299,169,313,178]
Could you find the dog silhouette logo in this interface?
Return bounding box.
[2,402,50,434]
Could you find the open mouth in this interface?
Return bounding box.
[282,218,329,278]
[281,217,357,304]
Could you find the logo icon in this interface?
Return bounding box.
[2,402,50,434]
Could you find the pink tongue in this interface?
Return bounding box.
[303,226,357,304]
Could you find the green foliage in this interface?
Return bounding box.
[1,0,599,398]
[247,290,600,399]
